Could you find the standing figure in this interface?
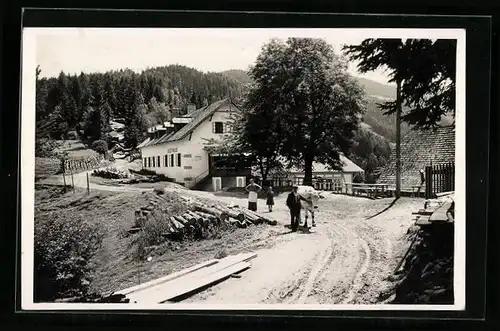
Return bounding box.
[417,169,426,193]
[266,186,275,212]
[286,185,303,232]
[245,178,262,211]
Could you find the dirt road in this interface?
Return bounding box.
[41,163,421,304]
[181,192,421,305]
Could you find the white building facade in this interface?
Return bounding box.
[138,99,249,191]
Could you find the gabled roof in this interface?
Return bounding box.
[287,155,364,174]
[377,125,455,187]
[263,154,364,178]
[139,98,237,148]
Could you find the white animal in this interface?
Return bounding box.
[296,185,324,227]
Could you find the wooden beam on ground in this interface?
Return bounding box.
[115,259,219,296]
[429,200,454,222]
[130,261,252,304]
[125,252,257,303]
[162,262,251,302]
[415,216,432,226]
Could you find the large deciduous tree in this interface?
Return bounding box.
[245,38,366,186]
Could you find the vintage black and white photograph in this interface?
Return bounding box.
[21,27,465,310]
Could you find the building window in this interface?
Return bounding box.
[152,156,155,167]
[184,166,192,170]
[157,156,161,167]
[164,155,168,167]
[177,153,182,167]
[170,154,174,167]
[143,158,146,167]
[214,122,224,134]
[148,157,151,168]
[183,154,192,158]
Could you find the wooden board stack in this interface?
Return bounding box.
[115,252,257,304]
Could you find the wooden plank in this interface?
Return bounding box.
[115,259,220,295]
[411,210,434,215]
[429,201,453,222]
[415,216,432,226]
[126,253,257,303]
[436,191,454,197]
[132,261,252,304]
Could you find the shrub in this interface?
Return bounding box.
[92,167,128,179]
[35,138,61,158]
[91,140,108,155]
[34,213,104,302]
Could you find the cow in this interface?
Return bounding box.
[296,185,324,228]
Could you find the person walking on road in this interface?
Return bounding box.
[266,186,275,212]
[286,185,303,232]
[245,178,262,211]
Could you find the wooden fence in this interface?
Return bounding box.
[425,162,455,199]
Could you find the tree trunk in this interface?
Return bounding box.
[303,155,314,186]
[258,158,266,181]
[395,79,402,198]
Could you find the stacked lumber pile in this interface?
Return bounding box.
[128,193,278,240]
[411,192,455,226]
[115,252,257,303]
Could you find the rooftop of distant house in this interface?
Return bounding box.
[137,98,238,149]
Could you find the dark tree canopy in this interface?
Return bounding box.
[343,38,456,128]
[242,38,366,185]
[35,64,244,148]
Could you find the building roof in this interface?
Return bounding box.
[139,98,237,148]
[377,125,455,188]
[287,155,364,174]
[263,154,364,178]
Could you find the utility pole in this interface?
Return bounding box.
[395,79,402,199]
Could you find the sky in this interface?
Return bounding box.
[32,28,422,84]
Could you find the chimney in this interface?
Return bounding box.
[186,103,196,114]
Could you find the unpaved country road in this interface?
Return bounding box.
[182,193,422,305]
[41,164,421,304]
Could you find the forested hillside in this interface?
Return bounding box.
[36,65,243,148]
[36,65,401,182]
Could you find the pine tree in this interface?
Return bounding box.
[124,92,148,148]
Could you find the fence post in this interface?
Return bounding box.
[86,172,90,195]
[425,165,432,199]
[71,172,75,193]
